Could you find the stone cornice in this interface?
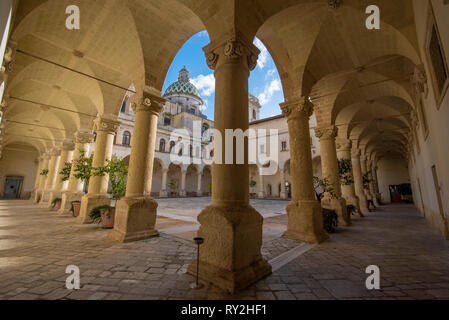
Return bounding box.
[315,125,338,140]
[280,96,314,119]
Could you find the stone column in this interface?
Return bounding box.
[280,169,287,199]
[315,126,350,226]
[258,173,265,198]
[197,172,202,196]
[31,157,43,199]
[58,131,94,214]
[351,148,369,213]
[336,139,361,215]
[368,159,379,206]
[34,153,50,203]
[40,148,61,203]
[360,155,373,201]
[187,36,271,294]
[280,97,328,243]
[109,89,165,242]
[179,168,186,197]
[78,115,119,224]
[48,140,74,208]
[159,168,168,198]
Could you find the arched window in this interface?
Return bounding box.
[120,99,126,113]
[159,139,166,152]
[253,109,256,120]
[170,141,176,153]
[122,131,131,146]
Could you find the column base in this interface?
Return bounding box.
[47,191,62,209]
[58,191,83,214]
[356,193,369,214]
[77,194,111,224]
[108,196,159,243]
[321,197,351,226]
[179,190,186,197]
[280,192,287,200]
[283,200,329,243]
[258,192,265,199]
[39,190,51,204]
[33,190,43,203]
[187,204,272,294]
[159,190,168,198]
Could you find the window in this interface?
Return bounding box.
[93,130,97,142]
[159,139,166,152]
[164,117,172,126]
[426,8,449,106]
[281,141,287,151]
[170,141,175,153]
[122,131,131,146]
[120,100,126,113]
[252,109,256,120]
[190,108,195,115]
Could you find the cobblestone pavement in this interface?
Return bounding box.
[0,200,448,300]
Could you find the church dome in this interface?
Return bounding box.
[164,67,202,101]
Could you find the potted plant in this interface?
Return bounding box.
[89,155,128,229]
[322,208,338,233]
[59,161,72,182]
[313,176,336,202]
[51,198,62,210]
[71,200,81,217]
[73,149,93,188]
[338,159,354,186]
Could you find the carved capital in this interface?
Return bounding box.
[280,96,314,119]
[61,139,75,151]
[133,88,166,115]
[203,35,260,71]
[336,138,352,152]
[43,153,51,160]
[94,115,120,135]
[50,148,61,157]
[315,125,338,140]
[328,0,342,10]
[75,131,94,145]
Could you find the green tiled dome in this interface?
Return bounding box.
[164,67,202,100]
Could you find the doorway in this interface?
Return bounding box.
[3,176,23,199]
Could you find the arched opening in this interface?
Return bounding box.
[201,166,212,196]
[167,163,182,197]
[185,164,199,196]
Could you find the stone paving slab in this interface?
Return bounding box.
[1,200,449,300]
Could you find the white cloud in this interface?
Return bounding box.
[254,38,269,69]
[265,68,276,79]
[258,79,281,105]
[191,74,215,97]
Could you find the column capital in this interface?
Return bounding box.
[351,148,361,158]
[43,153,51,160]
[336,138,352,152]
[61,139,75,151]
[280,96,314,119]
[315,125,338,140]
[50,148,61,157]
[328,0,342,10]
[94,114,120,134]
[132,87,166,115]
[75,130,94,144]
[203,34,260,71]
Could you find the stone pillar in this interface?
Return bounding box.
[360,155,373,201]
[58,131,94,214]
[280,169,287,199]
[40,148,61,203]
[351,148,369,213]
[159,168,168,198]
[336,139,361,215]
[315,126,350,226]
[258,173,265,198]
[197,172,202,196]
[109,89,165,242]
[179,168,186,197]
[34,153,50,203]
[31,157,43,199]
[187,36,271,293]
[368,159,379,206]
[77,115,119,224]
[48,140,74,208]
[280,97,328,243]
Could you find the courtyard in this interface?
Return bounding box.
[0,199,448,300]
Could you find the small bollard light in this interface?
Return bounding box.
[190,237,204,290]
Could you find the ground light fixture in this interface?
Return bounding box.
[190,237,204,290]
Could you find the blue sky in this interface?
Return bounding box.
[162,31,284,120]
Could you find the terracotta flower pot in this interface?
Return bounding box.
[72,202,81,217]
[100,208,115,229]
